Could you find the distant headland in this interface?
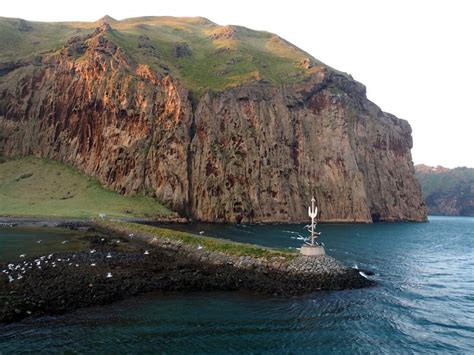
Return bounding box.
[415,164,474,216]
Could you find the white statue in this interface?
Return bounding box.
[306,197,321,246]
[300,196,325,256]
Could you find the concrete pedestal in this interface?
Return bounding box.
[300,245,326,256]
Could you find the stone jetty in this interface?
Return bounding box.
[0,221,373,323]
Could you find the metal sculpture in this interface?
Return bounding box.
[306,197,321,246]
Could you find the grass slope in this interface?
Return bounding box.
[0,16,332,94]
[0,157,171,219]
[99,220,296,261]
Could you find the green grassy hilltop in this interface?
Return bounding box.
[0,15,328,94]
[0,157,171,219]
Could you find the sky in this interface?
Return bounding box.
[2,0,473,168]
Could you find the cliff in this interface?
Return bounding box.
[415,164,474,216]
[0,16,427,222]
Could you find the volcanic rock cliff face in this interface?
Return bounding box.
[0,26,193,213]
[0,20,427,222]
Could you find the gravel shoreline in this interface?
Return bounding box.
[1,224,374,323]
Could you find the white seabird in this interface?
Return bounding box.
[106,272,112,278]
[144,250,150,255]
[199,231,205,235]
[106,252,112,258]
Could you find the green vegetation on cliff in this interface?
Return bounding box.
[0,15,329,94]
[0,157,171,219]
[415,164,474,216]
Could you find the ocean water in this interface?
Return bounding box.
[1,217,473,353]
[0,226,88,263]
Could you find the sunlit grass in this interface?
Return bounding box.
[0,16,332,94]
[0,157,171,219]
[99,220,297,260]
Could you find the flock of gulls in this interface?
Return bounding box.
[3,230,205,284]
[2,237,151,284]
[3,252,80,283]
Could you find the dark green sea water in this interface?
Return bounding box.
[1,216,473,353]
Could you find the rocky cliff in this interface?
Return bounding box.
[415,164,474,216]
[0,17,427,222]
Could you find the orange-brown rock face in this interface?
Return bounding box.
[0,28,193,214]
[0,27,426,222]
[191,74,426,222]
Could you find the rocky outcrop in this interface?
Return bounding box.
[0,24,426,223]
[415,164,474,216]
[172,42,191,58]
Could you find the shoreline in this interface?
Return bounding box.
[1,221,374,323]
[0,215,427,229]
[0,216,189,229]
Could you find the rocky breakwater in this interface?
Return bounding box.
[0,222,372,323]
[100,222,373,293]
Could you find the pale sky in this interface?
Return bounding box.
[2,0,473,168]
